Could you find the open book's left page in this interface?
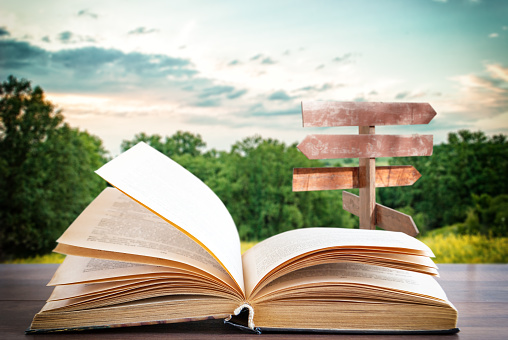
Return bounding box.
[95,142,244,294]
[55,187,239,293]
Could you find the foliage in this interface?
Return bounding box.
[121,131,206,157]
[460,194,508,237]
[213,136,356,241]
[2,75,507,261]
[379,130,508,232]
[2,253,66,264]
[420,229,508,263]
[0,76,108,260]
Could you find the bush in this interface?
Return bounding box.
[420,229,508,263]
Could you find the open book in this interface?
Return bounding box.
[28,142,458,334]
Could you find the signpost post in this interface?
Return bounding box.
[294,101,436,236]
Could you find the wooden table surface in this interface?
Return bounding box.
[1,263,507,339]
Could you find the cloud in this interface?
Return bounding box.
[190,85,247,106]
[0,27,10,37]
[0,38,198,93]
[198,85,235,98]
[249,54,277,65]
[128,27,159,35]
[52,46,123,69]
[394,90,434,100]
[41,36,51,43]
[77,9,98,19]
[450,63,508,118]
[250,54,263,61]
[268,90,292,101]
[191,85,247,107]
[297,83,338,93]
[0,40,48,70]
[247,104,300,117]
[489,33,499,38]
[395,91,410,100]
[228,59,240,66]
[332,53,354,64]
[193,98,222,107]
[227,89,247,99]
[57,31,97,44]
[58,31,73,43]
[261,57,277,65]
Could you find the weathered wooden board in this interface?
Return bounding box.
[301,101,436,127]
[358,126,376,229]
[342,191,419,236]
[297,134,433,159]
[292,165,421,191]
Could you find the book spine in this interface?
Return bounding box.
[225,303,256,330]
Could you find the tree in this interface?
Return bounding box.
[211,136,356,241]
[121,131,206,157]
[379,130,508,232]
[0,76,108,259]
[461,194,508,237]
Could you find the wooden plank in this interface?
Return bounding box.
[297,134,433,159]
[342,191,419,236]
[292,165,421,191]
[359,126,376,230]
[301,101,436,127]
[293,167,359,191]
[4,264,508,338]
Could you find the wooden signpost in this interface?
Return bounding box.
[294,101,436,237]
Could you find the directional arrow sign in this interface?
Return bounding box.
[302,101,436,127]
[293,165,421,192]
[342,191,419,236]
[297,134,433,159]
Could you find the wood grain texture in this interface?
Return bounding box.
[2,264,508,339]
[358,126,376,230]
[342,191,419,236]
[292,165,421,191]
[301,101,436,127]
[297,134,433,159]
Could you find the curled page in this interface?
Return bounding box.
[95,142,244,294]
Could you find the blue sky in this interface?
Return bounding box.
[1,0,507,155]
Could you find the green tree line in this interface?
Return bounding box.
[0,76,108,259]
[1,76,507,260]
[378,130,508,236]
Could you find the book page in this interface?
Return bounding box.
[56,187,238,292]
[252,262,449,303]
[48,256,244,304]
[95,142,244,293]
[242,227,434,298]
[49,255,216,286]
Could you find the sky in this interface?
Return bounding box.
[1,0,507,155]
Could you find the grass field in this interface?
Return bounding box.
[3,233,507,264]
[419,233,508,263]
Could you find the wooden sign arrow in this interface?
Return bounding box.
[297,134,433,159]
[302,101,436,127]
[342,191,419,236]
[293,165,421,192]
